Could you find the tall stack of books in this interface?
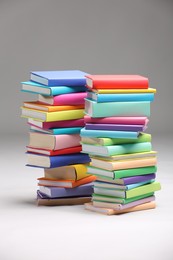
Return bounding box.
[21,70,96,206]
[81,75,161,215]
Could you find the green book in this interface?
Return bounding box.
[81,133,151,146]
[87,166,157,179]
[94,182,161,199]
[81,142,152,156]
[92,192,154,204]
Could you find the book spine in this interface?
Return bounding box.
[126,182,161,199]
[115,166,157,179]
[46,109,84,122]
[108,142,152,156]
[96,93,154,102]
[52,127,82,135]
[53,92,87,105]
[51,86,86,96]
[54,134,81,150]
[85,123,145,132]
[50,154,91,168]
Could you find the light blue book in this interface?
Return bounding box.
[30,126,82,135]
[81,142,152,156]
[87,92,154,103]
[85,99,150,117]
[21,81,86,96]
[80,127,140,139]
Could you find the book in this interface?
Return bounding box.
[38,183,93,198]
[21,81,86,96]
[93,195,155,210]
[81,133,151,146]
[21,107,84,122]
[37,193,92,206]
[85,123,147,132]
[80,128,140,139]
[37,175,96,188]
[38,92,87,106]
[26,146,82,156]
[85,99,150,117]
[23,101,84,112]
[28,118,85,129]
[87,92,154,102]
[86,75,148,89]
[44,164,89,180]
[92,88,156,94]
[92,192,154,204]
[95,173,156,185]
[27,153,91,168]
[30,125,82,135]
[85,201,156,215]
[84,115,149,125]
[87,165,157,179]
[28,132,81,150]
[31,70,88,86]
[94,182,161,199]
[94,179,154,191]
[90,157,157,171]
[81,142,152,157]
[90,151,157,161]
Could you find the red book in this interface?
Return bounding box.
[26,146,82,156]
[86,75,148,89]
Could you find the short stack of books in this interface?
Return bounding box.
[21,70,96,206]
[81,74,161,215]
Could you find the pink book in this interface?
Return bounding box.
[38,92,87,106]
[84,115,149,125]
[28,118,85,129]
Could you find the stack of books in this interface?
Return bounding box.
[21,70,96,206]
[81,75,161,215]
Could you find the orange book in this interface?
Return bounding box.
[86,75,148,90]
[23,101,84,112]
[37,175,96,188]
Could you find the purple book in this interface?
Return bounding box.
[38,183,94,198]
[85,123,147,132]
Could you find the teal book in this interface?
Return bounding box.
[81,142,152,156]
[21,81,86,96]
[80,128,140,139]
[85,99,150,117]
[30,126,82,135]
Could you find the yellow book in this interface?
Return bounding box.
[94,88,156,94]
[21,107,84,122]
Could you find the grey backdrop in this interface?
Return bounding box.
[0,0,173,135]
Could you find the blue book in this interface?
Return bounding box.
[27,153,90,168]
[38,183,94,198]
[30,126,82,135]
[87,92,155,103]
[30,70,88,86]
[80,127,140,139]
[21,81,86,96]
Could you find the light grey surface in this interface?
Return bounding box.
[0,0,173,134]
[0,134,173,260]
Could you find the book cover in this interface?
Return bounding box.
[28,118,85,129]
[21,107,84,122]
[29,132,81,150]
[87,92,154,102]
[82,142,152,157]
[44,164,89,180]
[21,81,86,96]
[90,157,157,171]
[86,75,148,89]
[27,153,91,168]
[37,175,96,188]
[85,123,147,132]
[31,70,88,86]
[87,165,157,179]
[80,128,140,139]
[94,182,161,199]
[38,92,87,106]
[81,133,151,146]
[84,201,156,215]
[23,101,84,112]
[26,146,82,156]
[85,99,150,118]
[38,183,94,198]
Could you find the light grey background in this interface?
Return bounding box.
[0,0,173,135]
[1,1,173,260]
